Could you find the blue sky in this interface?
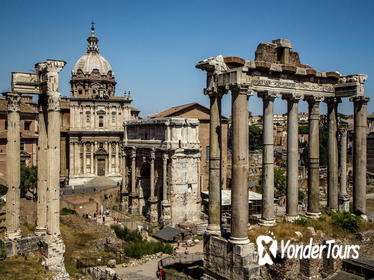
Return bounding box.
[0,0,373,118]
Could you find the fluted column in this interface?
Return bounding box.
[229,85,251,244]
[283,94,301,222]
[306,96,322,218]
[129,147,138,214]
[36,95,48,235]
[351,96,370,216]
[108,142,112,174]
[83,142,87,175]
[162,153,168,202]
[258,91,278,226]
[5,92,22,240]
[90,142,94,174]
[148,149,158,223]
[326,97,341,210]
[47,90,62,236]
[115,142,119,173]
[206,89,223,235]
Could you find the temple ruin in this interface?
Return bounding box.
[2,60,69,279]
[196,39,369,279]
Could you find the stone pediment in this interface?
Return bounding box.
[95,147,108,155]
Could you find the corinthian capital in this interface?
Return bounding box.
[230,83,253,96]
[47,91,60,111]
[6,92,21,112]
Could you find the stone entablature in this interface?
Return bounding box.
[122,118,201,226]
[125,118,200,150]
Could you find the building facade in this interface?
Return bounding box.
[122,118,202,226]
[67,25,138,186]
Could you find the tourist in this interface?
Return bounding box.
[102,215,105,225]
[185,247,188,256]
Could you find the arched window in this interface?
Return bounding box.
[99,115,104,128]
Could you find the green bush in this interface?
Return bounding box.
[110,225,141,242]
[0,184,8,196]
[295,217,311,227]
[331,211,361,233]
[60,208,77,215]
[124,240,172,259]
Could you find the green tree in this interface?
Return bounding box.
[298,125,309,135]
[258,167,286,198]
[20,166,37,198]
[249,125,263,150]
[301,125,328,167]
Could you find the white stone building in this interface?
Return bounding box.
[68,25,139,186]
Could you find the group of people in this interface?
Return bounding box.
[173,240,189,256]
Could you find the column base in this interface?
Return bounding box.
[161,200,171,226]
[228,236,249,245]
[5,230,22,240]
[338,193,350,212]
[35,227,47,236]
[285,215,299,222]
[41,234,69,280]
[206,224,221,236]
[360,214,368,222]
[147,197,158,224]
[258,218,276,227]
[305,212,321,219]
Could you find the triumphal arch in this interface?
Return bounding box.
[2,60,69,279]
[196,39,369,279]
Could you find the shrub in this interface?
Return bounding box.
[60,208,77,216]
[110,225,141,242]
[124,240,172,259]
[0,185,7,196]
[331,211,361,233]
[295,217,310,227]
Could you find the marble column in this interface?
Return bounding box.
[258,91,278,226]
[338,127,350,211]
[36,95,48,235]
[148,149,158,223]
[351,96,370,216]
[69,142,74,176]
[306,96,322,218]
[90,142,94,174]
[283,94,301,222]
[108,142,112,174]
[129,147,138,214]
[83,143,87,175]
[207,89,223,235]
[5,92,22,240]
[229,85,251,244]
[47,90,62,236]
[115,142,119,173]
[121,148,128,211]
[326,97,341,210]
[161,153,171,226]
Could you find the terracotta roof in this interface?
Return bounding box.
[150,102,228,120]
[130,106,140,112]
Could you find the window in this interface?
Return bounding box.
[86,111,91,124]
[24,121,31,131]
[5,120,7,130]
[78,89,83,95]
[20,142,25,151]
[99,116,104,127]
[112,112,116,123]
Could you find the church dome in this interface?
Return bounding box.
[72,24,113,75]
[72,52,112,75]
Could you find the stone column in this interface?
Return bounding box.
[229,85,251,244]
[129,147,139,214]
[69,142,74,176]
[5,92,22,240]
[282,94,301,222]
[351,96,370,216]
[148,149,158,224]
[108,142,112,174]
[115,142,119,173]
[161,153,171,226]
[74,142,80,175]
[83,142,87,175]
[338,127,350,211]
[206,89,223,235]
[47,90,62,236]
[90,142,94,174]
[258,91,278,226]
[36,95,48,235]
[326,97,341,210]
[121,147,128,211]
[306,96,322,218]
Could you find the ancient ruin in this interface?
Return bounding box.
[121,118,202,226]
[2,60,69,279]
[196,39,369,280]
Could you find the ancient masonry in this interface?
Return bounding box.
[3,60,69,279]
[121,118,202,226]
[196,39,369,279]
